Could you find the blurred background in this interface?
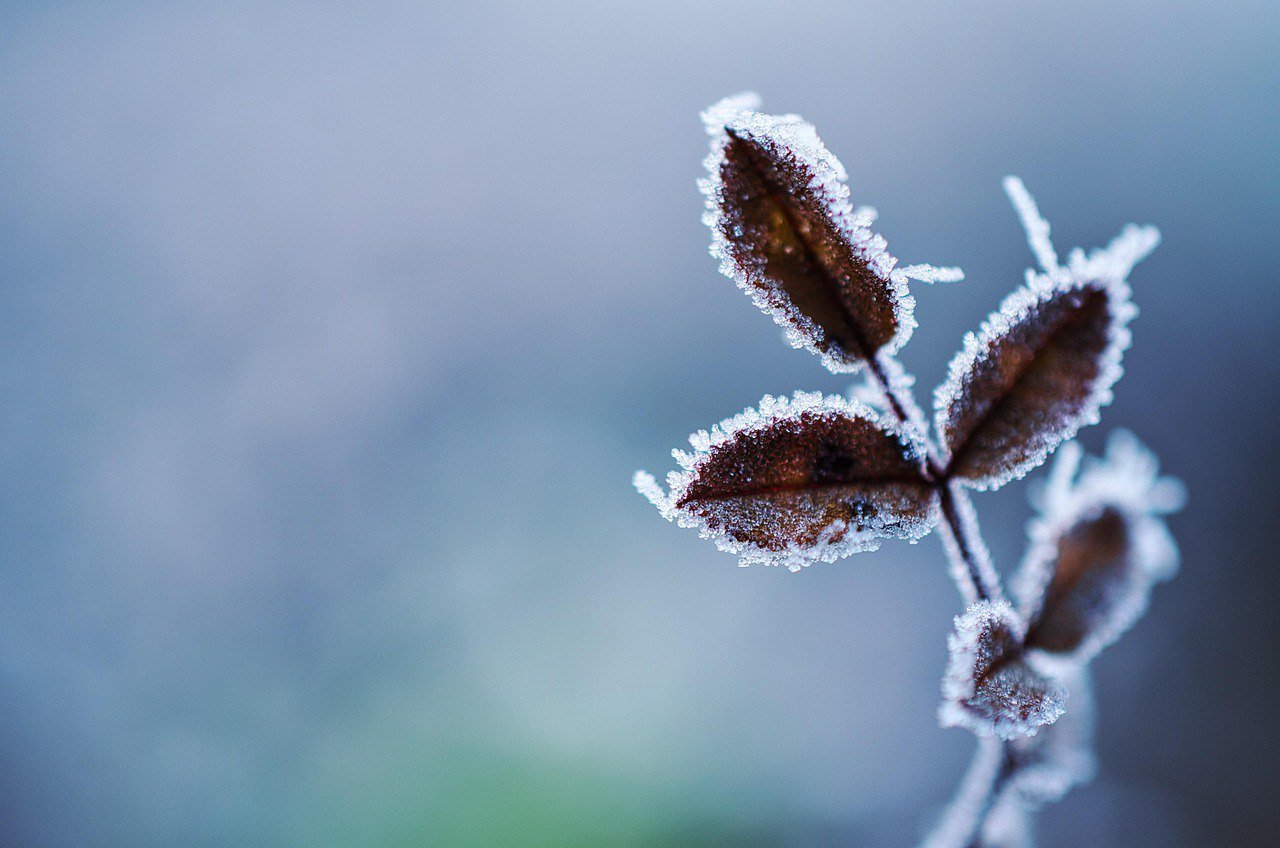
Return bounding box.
[1,1,1277,845]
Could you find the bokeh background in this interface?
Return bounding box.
[1,1,1277,845]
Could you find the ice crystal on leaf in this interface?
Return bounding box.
[699,93,961,373]
[940,601,1066,740]
[934,178,1156,491]
[1015,432,1183,664]
[634,392,937,571]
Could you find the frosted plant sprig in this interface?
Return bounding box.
[633,94,1182,846]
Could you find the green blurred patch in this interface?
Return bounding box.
[364,749,781,848]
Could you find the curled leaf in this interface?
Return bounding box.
[940,601,1065,740]
[699,93,961,373]
[935,179,1158,491]
[1015,432,1183,663]
[633,391,937,571]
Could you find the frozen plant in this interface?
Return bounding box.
[633,93,1183,846]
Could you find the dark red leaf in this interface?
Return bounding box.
[700,94,930,373]
[1015,433,1182,662]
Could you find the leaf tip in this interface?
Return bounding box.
[700,91,762,135]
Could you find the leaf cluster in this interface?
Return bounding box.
[634,94,1182,847]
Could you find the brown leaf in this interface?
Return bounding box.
[699,94,922,373]
[634,392,937,570]
[934,273,1135,490]
[1015,433,1181,662]
[940,601,1066,739]
[1026,507,1134,654]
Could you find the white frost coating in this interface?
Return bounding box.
[920,736,1005,848]
[1003,176,1060,274]
[1004,175,1159,289]
[894,264,966,285]
[699,91,764,136]
[933,267,1138,492]
[935,484,1004,607]
[632,391,936,571]
[852,205,878,226]
[632,470,668,511]
[923,669,1091,848]
[699,94,962,372]
[1067,223,1161,287]
[977,793,1035,848]
[940,601,1066,740]
[847,354,930,451]
[1014,431,1183,665]
[939,179,1160,491]
[919,736,1005,848]
[880,354,929,442]
[847,375,889,413]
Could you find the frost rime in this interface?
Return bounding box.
[633,97,1181,847]
[934,178,1157,491]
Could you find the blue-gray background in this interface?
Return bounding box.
[1,1,1276,846]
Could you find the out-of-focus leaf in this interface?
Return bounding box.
[1015,433,1183,662]
[634,392,937,571]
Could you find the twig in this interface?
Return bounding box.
[863,353,1012,846]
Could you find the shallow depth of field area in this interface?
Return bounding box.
[0,2,1277,846]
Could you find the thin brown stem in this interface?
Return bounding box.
[936,484,1003,606]
[864,351,915,429]
[725,122,1001,607]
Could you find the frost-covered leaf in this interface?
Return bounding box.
[633,391,937,571]
[934,273,1135,491]
[1003,665,1097,806]
[1015,432,1183,663]
[699,93,961,373]
[940,601,1066,739]
[934,179,1158,491]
